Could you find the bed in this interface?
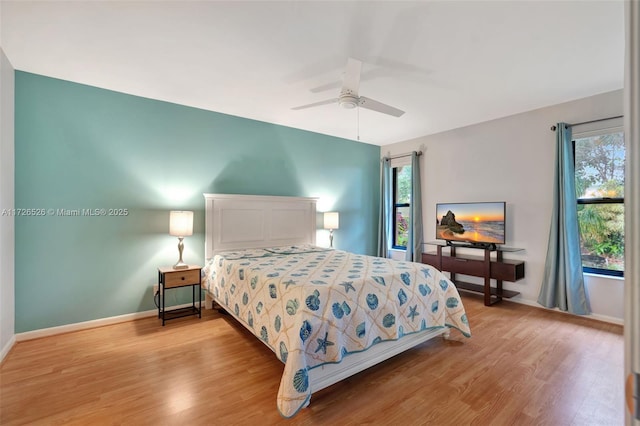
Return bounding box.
[201,193,471,418]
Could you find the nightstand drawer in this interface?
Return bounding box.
[163,269,200,288]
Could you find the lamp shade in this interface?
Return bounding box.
[324,212,339,230]
[169,211,193,237]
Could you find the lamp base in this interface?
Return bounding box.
[173,262,189,270]
[173,237,188,269]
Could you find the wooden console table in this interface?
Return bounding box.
[421,241,525,306]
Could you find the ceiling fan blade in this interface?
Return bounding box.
[310,80,342,93]
[291,98,338,110]
[341,58,362,95]
[358,96,405,117]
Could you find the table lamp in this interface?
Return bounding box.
[324,211,339,248]
[169,210,193,269]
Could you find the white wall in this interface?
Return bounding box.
[0,46,16,361]
[386,90,624,323]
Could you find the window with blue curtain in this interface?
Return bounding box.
[379,152,422,262]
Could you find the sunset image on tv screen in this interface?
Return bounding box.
[436,202,505,244]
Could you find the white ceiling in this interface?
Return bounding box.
[0,1,625,146]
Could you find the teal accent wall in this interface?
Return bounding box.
[15,72,380,332]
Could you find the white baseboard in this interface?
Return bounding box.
[1,335,16,364]
[505,297,624,326]
[10,296,621,345]
[15,302,198,342]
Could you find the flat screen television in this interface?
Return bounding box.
[436,202,506,248]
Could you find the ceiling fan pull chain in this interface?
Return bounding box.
[357,106,360,141]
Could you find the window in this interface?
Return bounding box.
[392,164,411,249]
[573,128,625,276]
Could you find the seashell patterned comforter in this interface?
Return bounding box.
[202,245,471,418]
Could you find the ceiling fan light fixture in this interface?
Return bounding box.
[339,95,359,109]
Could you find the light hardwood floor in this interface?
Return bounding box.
[0,293,623,425]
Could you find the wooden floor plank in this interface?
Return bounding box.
[0,293,623,425]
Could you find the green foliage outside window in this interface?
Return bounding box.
[394,166,412,248]
[574,132,625,273]
[396,207,410,247]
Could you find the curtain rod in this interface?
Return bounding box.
[383,150,422,160]
[550,115,623,131]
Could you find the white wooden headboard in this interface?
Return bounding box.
[203,193,318,260]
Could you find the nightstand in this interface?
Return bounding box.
[157,265,202,326]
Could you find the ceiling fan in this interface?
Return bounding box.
[292,58,405,117]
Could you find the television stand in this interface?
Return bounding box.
[422,241,525,306]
